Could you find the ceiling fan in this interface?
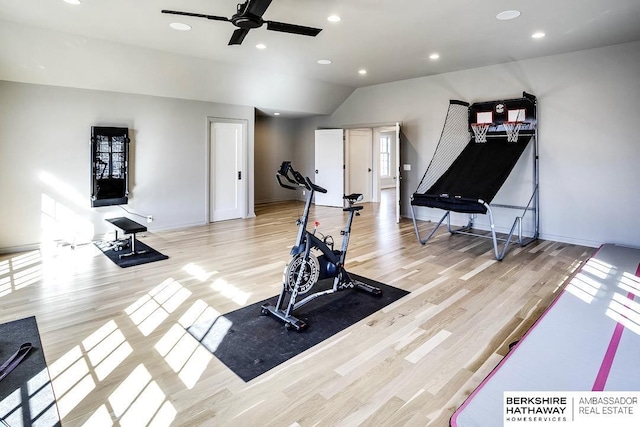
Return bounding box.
[161,0,323,46]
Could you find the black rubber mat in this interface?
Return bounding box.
[94,239,168,268]
[0,316,61,426]
[187,274,409,382]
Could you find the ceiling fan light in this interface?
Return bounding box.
[327,15,341,23]
[429,53,440,60]
[256,43,267,49]
[532,32,546,39]
[358,69,367,75]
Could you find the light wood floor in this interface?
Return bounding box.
[0,198,593,426]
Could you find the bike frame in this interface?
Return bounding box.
[261,161,381,331]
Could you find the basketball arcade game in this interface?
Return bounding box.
[410,92,539,260]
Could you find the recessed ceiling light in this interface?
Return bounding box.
[169,22,192,31]
[317,59,332,65]
[429,53,440,60]
[256,43,267,49]
[327,15,341,23]
[63,0,81,4]
[273,112,280,116]
[532,32,546,39]
[496,10,520,21]
[358,69,367,75]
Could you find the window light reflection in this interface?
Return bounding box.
[211,278,251,305]
[0,251,44,299]
[126,278,191,336]
[108,364,176,427]
[619,272,640,296]
[582,258,612,279]
[81,404,112,427]
[0,276,11,298]
[27,369,58,422]
[0,389,24,427]
[178,299,209,328]
[48,320,132,419]
[183,262,217,281]
[40,193,94,247]
[155,324,212,389]
[606,293,640,336]
[565,272,603,304]
[39,171,87,208]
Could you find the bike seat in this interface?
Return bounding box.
[343,193,363,203]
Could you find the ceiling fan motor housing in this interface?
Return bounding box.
[232,13,263,29]
[161,0,322,46]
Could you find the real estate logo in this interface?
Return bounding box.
[504,391,640,426]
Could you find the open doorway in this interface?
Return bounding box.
[316,123,402,222]
[371,124,401,222]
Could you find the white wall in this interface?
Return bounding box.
[296,41,640,248]
[0,81,255,252]
[3,40,639,251]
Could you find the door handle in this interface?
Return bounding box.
[238,171,242,180]
[315,169,319,174]
[368,168,372,172]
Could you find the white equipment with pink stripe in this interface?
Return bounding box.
[451,243,640,426]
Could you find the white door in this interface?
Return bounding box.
[395,122,401,223]
[346,129,373,202]
[210,121,246,221]
[314,129,344,207]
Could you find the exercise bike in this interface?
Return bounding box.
[261,161,382,331]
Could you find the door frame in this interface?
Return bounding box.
[345,128,374,202]
[206,117,249,222]
[340,121,403,222]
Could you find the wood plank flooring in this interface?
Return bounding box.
[0,197,592,426]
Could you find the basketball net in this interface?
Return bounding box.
[471,123,490,143]
[503,122,523,143]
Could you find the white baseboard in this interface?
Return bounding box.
[404,210,601,249]
[0,242,42,255]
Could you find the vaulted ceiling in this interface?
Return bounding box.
[2,0,640,115]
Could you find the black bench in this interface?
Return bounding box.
[105,217,148,259]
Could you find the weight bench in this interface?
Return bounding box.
[105,217,148,259]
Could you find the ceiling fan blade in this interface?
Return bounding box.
[245,0,273,18]
[266,21,322,37]
[229,28,250,45]
[161,10,230,22]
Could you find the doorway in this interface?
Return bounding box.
[372,125,400,222]
[345,129,373,202]
[314,123,402,221]
[208,118,248,222]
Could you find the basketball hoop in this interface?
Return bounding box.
[503,121,523,143]
[471,123,490,143]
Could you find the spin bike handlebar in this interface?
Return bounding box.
[305,177,327,194]
[276,161,327,193]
